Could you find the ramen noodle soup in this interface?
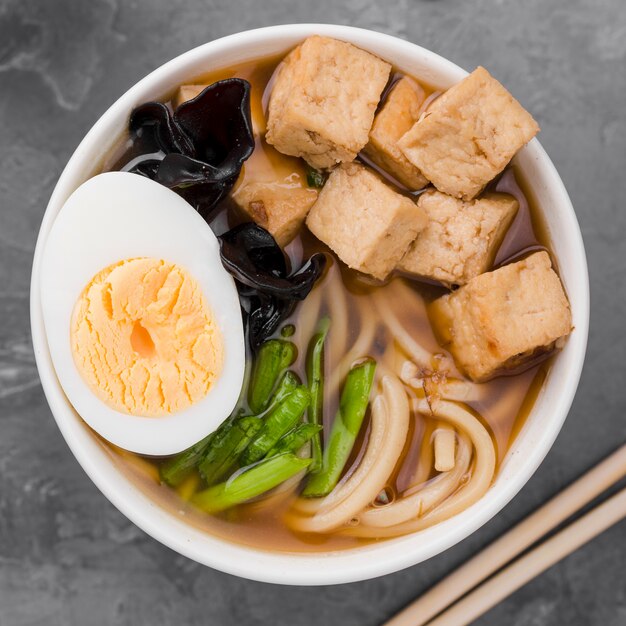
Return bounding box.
[67,36,572,552]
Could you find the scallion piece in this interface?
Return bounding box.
[306,166,326,188]
[305,316,330,472]
[198,416,262,485]
[240,386,311,466]
[269,423,323,457]
[160,432,215,487]
[191,454,311,513]
[302,359,376,497]
[248,339,297,414]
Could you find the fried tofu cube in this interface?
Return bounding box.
[266,36,391,169]
[363,77,429,189]
[399,190,518,286]
[306,163,427,280]
[432,251,572,381]
[398,67,539,200]
[173,84,207,109]
[232,181,318,247]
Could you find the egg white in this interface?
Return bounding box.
[40,172,246,455]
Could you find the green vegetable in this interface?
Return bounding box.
[280,324,295,338]
[269,370,300,407]
[248,339,297,414]
[160,432,215,486]
[176,470,202,501]
[161,337,301,491]
[306,166,326,189]
[196,417,240,483]
[269,423,323,456]
[191,454,311,513]
[303,359,376,497]
[198,416,262,485]
[240,386,311,466]
[197,371,300,484]
[305,316,330,472]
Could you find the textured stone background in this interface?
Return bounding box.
[1,0,625,624]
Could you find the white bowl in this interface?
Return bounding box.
[30,24,589,585]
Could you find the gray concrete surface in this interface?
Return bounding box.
[1,0,625,624]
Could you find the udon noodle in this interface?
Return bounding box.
[285,271,496,539]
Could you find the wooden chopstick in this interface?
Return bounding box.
[385,444,626,626]
[425,487,626,626]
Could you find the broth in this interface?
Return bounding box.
[98,53,556,552]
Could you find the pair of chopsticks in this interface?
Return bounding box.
[384,443,626,626]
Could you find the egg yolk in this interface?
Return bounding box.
[71,257,223,417]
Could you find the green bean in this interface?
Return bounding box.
[160,432,215,487]
[305,316,330,472]
[248,339,297,414]
[269,423,323,456]
[191,454,311,514]
[240,386,311,466]
[302,359,376,498]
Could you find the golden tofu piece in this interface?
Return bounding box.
[363,77,429,189]
[398,67,539,200]
[306,163,427,280]
[173,84,207,109]
[266,36,391,169]
[432,251,572,381]
[232,180,318,247]
[399,190,518,286]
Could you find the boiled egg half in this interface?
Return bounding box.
[40,172,245,455]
